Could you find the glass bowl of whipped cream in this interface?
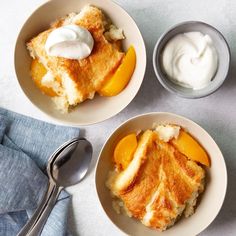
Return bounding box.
[153,21,230,98]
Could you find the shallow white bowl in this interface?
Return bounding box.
[95,112,227,236]
[14,0,146,126]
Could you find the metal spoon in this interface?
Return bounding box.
[18,138,93,236]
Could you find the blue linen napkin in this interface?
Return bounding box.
[0,108,80,236]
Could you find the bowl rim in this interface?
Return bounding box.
[95,111,228,235]
[153,20,231,99]
[14,0,147,126]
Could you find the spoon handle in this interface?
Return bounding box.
[17,181,60,236]
[26,183,62,236]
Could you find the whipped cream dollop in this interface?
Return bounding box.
[162,32,218,90]
[45,24,94,60]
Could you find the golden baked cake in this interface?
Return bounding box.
[27,5,125,112]
[107,129,206,231]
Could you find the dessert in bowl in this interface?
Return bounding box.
[15,0,146,125]
[95,112,227,235]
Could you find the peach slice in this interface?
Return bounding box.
[114,133,138,171]
[171,130,210,167]
[99,46,136,97]
[31,59,56,97]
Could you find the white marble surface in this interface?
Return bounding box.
[1,0,236,235]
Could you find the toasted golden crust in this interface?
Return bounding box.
[27,6,124,104]
[109,131,205,231]
[120,140,162,219]
[112,130,155,194]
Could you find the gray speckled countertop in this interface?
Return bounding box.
[0,0,236,235]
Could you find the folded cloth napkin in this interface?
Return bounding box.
[0,108,80,236]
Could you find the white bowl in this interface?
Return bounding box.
[95,112,227,236]
[14,0,146,126]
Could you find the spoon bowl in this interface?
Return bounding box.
[51,138,93,187]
